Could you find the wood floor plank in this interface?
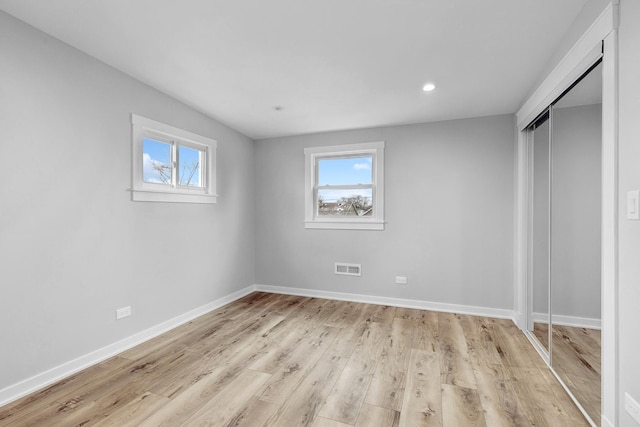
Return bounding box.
[371,304,397,324]
[559,372,601,424]
[0,292,593,427]
[355,403,400,427]
[412,311,440,353]
[126,369,227,426]
[145,347,238,399]
[1,357,150,427]
[326,320,371,358]
[398,349,443,426]
[294,297,339,324]
[395,307,428,320]
[324,300,360,328]
[438,313,477,389]
[552,325,601,379]
[460,315,503,372]
[257,325,339,404]
[486,318,543,369]
[235,291,272,305]
[179,369,271,426]
[0,358,130,426]
[222,397,277,427]
[139,313,285,401]
[505,365,588,426]
[311,417,352,427]
[364,317,414,410]
[247,321,321,374]
[346,302,377,325]
[318,322,387,424]
[533,322,551,352]
[471,364,530,427]
[92,392,170,427]
[186,312,287,356]
[138,363,267,427]
[536,366,592,426]
[141,316,297,421]
[264,354,347,427]
[544,324,601,424]
[120,295,281,361]
[441,384,487,427]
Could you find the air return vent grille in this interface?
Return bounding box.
[335,263,362,276]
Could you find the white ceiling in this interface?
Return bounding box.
[0,0,588,139]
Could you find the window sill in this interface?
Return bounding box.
[305,220,385,230]
[131,189,218,204]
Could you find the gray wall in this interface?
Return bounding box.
[255,116,515,310]
[618,1,640,425]
[0,12,255,390]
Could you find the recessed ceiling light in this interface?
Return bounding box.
[273,105,284,111]
[422,83,436,92]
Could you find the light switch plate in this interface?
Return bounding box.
[628,191,640,220]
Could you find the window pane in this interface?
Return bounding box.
[178,145,202,187]
[143,138,171,184]
[317,188,373,217]
[318,156,372,186]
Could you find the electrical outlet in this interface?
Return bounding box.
[116,306,132,320]
[628,191,640,220]
[625,393,640,424]
[395,276,408,285]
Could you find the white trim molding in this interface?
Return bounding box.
[304,141,385,231]
[0,283,519,408]
[514,3,617,427]
[0,286,255,408]
[254,284,516,321]
[131,114,218,204]
[531,312,601,329]
[0,282,526,409]
[516,4,616,130]
[600,26,618,427]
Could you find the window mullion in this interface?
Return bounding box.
[171,141,177,188]
[318,184,373,190]
[200,147,207,188]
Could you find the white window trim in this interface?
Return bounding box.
[304,141,385,230]
[131,114,217,204]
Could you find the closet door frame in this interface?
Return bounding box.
[514,4,618,426]
[523,112,552,364]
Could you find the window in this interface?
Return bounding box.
[304,141,385,230]
[131,114,217,203]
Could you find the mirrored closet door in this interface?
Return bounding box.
[530,111,551,354]
[526,61,602,426]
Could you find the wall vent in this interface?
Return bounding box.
[335,262,362,276]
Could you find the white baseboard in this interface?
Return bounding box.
[254,284,516,321]
[0,285,255,408]
[0,284,520,408]
[601,416,614,427]
[532,312,601,329]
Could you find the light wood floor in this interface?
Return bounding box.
[534,323,601,425]
[533,322,550,352]
[0,292,590,426]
